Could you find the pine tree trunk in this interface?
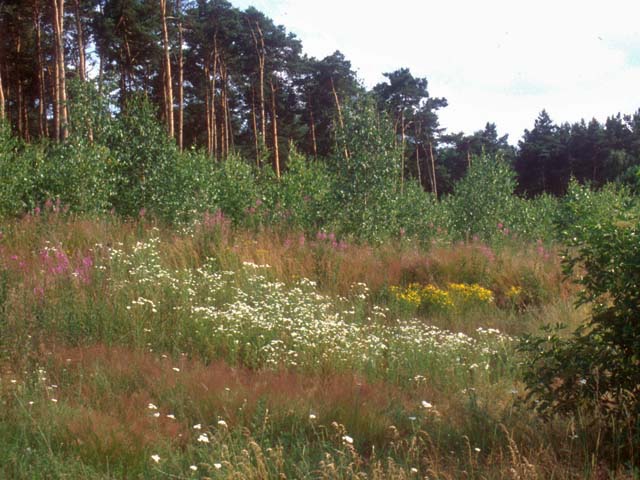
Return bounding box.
[176,0,184,150]
[309,107,318,160]
[270,79,280,179]
[416,144,421,188]
[17,79,23,137]
[15,35,23,137]
[330,77,349,160]
[400,110,405,193]
[22,88,30,141]
[221,62,230,157]
[250,21,266,145]
[0,66,5,122]
[251,86,259,165]
[33,1,48,137]
[52,0,68,139]
[429,141,438,197]
[204,63,211,155]
[160,0,174,137]
[73,0,86,80]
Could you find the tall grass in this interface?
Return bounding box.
[0,212,634,479]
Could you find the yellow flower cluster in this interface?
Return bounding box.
[420,284,455,310]
[447,283,494,305]
[391,282,494,311]
[506,286,523,298]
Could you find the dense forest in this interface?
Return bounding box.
[1,0,640,197]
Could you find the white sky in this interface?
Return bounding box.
[233,0,640,144]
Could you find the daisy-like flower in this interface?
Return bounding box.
[151,454,161,463]
[217,419,228,428]
[189,465,198,471]
[193,424,202,430]
[148,403,158,410]
[421,400,433,409]
[342,435,353,444]
[197,434,210,443]
[166,414,176,420]
[213,463,222,470]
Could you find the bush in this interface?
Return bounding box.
[445,153,518,241]
[267,144,334,232]
[555,178,637,242]
[519,218,640,465]
[0,122,38,216]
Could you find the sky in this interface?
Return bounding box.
[232,0,640,144]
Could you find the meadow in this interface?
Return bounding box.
[1,204,634,480]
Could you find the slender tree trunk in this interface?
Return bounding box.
[205,43,218,159]
[309,107,317,160]
[0,66,5,121]
[17,79,23,137]
[330,76,349,160]
[429,141,438,197]
[160,0,174,137]
[251,86,259,165]
[52,0,68,139]
[250,21,266,145]
[416,144,421,188]
[400,110,405,193]
[220,62,229,158]
[73,0,86,80]
[33,1,48,137]
[15,35,23,137]
[270,79,280,179]
[204,63,211,155]
[22,90,30,141]
[176,0,184,150]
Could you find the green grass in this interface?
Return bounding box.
[0,213,635,479]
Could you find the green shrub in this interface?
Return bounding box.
[555,178,637,241]
[0,122,37,216]
[446,153,517,241]
[267,144,334,232]
[520,219,640,465]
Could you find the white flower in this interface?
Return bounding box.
[193,423,202,430]
[151,454,161,463]
[309,413,317,420]
[474,447,481,452]
[342,435,353,444]
[189,465,198,471]
[51,398,58,403]
[217,419,228,428]
[166,414,176,420]
[411,467,418,474]
[421,400,433,409]
[148,403,158,410]
[153,412,160,418]
[172,367,180,372]
[197,434,210,443]
[213,463,222,470]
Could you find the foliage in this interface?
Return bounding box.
[266,144,334,231]
[0,121,37,216]
[210,154,261,225]
[329,97,402,239]
[520,219,640,464]
[445,153,518,240]
[554,178,638,242]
